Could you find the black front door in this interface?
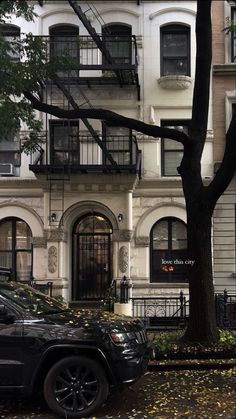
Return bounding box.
[73,214,112,300]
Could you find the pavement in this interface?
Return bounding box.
[0,361,235,419]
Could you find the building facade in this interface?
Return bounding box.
[212,0,236,293]
[0,0,220,304]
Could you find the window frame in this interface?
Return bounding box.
[160,24,190,77]
[150,217,188,283]
[161,119,189,177]
[0,218,33,281]
[49,120,80,165]
[102,23,132,67]
[231,7,236,62]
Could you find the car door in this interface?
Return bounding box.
[0,298,24,387]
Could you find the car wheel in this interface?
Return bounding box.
[44,355,109,418]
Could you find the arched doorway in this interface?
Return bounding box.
[72,213,113,300]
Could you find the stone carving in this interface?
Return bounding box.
[32,237,47,248]
[45,229,67,242]
[135,236,149,247]
[119,246,129,273]
[48,246,57,273]
[157,75,192,90]
[113,230,133,242]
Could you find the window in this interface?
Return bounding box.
[50,120,80,165]
[0,218,33,281]
[0,24,20,62]
[0,133,20,170]
[49,25,79,76]
[161,120,189,176]
[102,125,133,165]
[150,217,188,283]
[231,7,236,62]
[160,24,190,76]
[102,24,132,66]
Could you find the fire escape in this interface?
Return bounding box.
[29,1,142,225]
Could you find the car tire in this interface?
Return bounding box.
[43,355,109,418]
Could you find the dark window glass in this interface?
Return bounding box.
[50,120,80,164]
[161,120,189,176]
[161,25,190,76]
[150,217,188,283]
[49,25,79,76]
[0,133,21,168]
[0,218,32,281]
[102,24,132,66]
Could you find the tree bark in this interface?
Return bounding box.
[184,198,219,343]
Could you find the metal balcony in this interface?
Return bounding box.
[29,134,142,177]
[39,35,140,96]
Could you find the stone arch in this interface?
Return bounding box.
[135,203,186,246]
[0,202,44,237]
[62,200,119,233]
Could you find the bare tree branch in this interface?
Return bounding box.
[206,112,236,201]
[24,92,191,145]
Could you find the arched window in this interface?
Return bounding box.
[102,23,132,66]
[49,25,79,71]
[160,24,190,76]
[150,217,188,282]
[0,24,20,62]
[0,218,33,281]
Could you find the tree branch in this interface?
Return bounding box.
[190,0,212,142]
[206,112,236,201]
[24,92,191,145]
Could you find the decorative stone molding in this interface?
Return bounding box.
[45,229,67,242]
[113,229,133,242]
[32,237,47,248]
[48,246,58,274]
[135,236,149,247]
[158,75,192,90]
[119,246,129,273]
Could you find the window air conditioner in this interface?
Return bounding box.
[0,163,16,176]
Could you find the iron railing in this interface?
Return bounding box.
[30,134,142,176]
[132,292,189,329]
[40,35,138,78]
[215,290,236,329]
[132,290,236,330]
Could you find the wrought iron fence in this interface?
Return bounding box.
[132,292,189,329]
[132,290,236,330]
[215,290,236,329]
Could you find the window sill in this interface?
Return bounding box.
[157,75,192,90]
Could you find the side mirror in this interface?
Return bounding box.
[0,304,15,324]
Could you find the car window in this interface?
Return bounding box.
[0,282,68,315]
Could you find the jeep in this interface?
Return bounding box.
[0,281,150,418]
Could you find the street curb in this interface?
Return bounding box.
[148,359,235,371]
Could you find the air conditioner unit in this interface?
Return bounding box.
[0,163,16,176]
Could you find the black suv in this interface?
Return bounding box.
[0,281,150,418]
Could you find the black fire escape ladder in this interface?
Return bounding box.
[52,74,117,166]
[67,0,125,85]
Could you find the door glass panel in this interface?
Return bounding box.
[74,214,112,300]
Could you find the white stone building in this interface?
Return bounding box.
[0,0,224,306]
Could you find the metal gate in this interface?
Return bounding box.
[73,214,112,300]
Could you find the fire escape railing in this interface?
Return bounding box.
[29,134,142,177]
[38,35,139,88]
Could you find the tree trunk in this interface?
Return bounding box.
[183,199,219,344]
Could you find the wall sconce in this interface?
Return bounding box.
[50,213,57,222]
[118,213,123,222]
